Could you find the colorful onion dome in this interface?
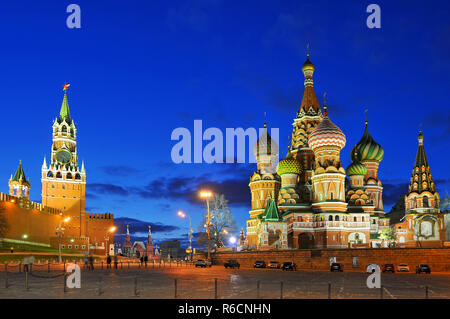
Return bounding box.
[253,122,278,157]
[351,122,384,162]
[302,54,315,72]
[308,107,346,151]
[276,150,302,175]
[346,161,368,176]
[346,151,368,176]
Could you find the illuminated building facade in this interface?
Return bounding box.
[246,53,390,250]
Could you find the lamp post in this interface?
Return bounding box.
[177,211,193,260]
[200,191,213,261]
[56,217,71,263]
[105,226,117,256]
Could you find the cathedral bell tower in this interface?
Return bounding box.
[41,83,86,236]
[290,51,323,202]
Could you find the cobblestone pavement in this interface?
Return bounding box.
[0,266,449,299]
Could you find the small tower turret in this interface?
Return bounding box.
[9,161,31,198]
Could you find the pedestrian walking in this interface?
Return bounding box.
[10,247,14,254]
[114,255,118,269]
[106,255,111,269]
[84,255,89,270]
[140,256,144,265]
[89,255,94,270]
[144,255,148,267]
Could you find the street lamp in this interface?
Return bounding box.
[177,210,193,260]
[105,226,117,256]
[56,216,71,263]
[199,190,213,261]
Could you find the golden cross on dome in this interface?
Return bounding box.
[306,43,310,57]
[264,112,267,128]
[364,109,368,125]
[63,83,70,91]
[323,92,327,106]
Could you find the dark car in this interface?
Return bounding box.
[268,261,281,269]
[416,264,431,274]
[382,264,395,273]
[281,262,297,271]
[195,259,211,268]
[224,260,240,269]
[254,260,266,268]
[330,263,343,272]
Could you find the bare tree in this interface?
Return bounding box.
[197,194,237,249]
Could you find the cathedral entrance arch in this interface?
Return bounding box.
[298,232,314,249]
[268,229,281,248]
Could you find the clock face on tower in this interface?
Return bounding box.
[56,149,72,164]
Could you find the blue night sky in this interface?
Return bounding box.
[0,1,448,247]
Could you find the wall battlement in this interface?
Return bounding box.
[0,192,62,216]
[87,212,114,220]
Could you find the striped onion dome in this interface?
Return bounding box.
[351,122,384,163]
[276,150,302,175]
[308,107,346,151]
[346,160,368,176]
[253,123,278,157]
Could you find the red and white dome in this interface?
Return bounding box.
[308,110,346,151]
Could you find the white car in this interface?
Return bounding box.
[397,264,410,272]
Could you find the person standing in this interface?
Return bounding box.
[144,255,148,268]
[84,255,89,270]
[89,255,94,271]
[106,255,111,270]
[10,247,14,254]
[114,255,118,269]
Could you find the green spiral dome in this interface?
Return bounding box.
[276,151,302,175]
[346,161,368,176]
[351,123,384,162]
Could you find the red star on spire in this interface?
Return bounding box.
[63,83,70,91]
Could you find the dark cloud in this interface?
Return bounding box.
[134,175,250,206]
[114,217,179,235]
[100,165,143,176]
[88,183,130,196]
[88,168,250,207]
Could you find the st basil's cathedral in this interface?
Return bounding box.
[245,53,445,250]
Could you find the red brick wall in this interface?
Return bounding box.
[211,248,450,272]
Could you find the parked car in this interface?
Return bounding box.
[224,260,240,269]
[268,261,281,269]
[195,259,212,268]
[254,260,266,268]
[330,263,343,272]
[382,264,395,273]
[397,264,410,272]
[416,264,431,274]
[281,262,297,271]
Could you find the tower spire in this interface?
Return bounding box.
[298,46,320,116]
[42,156,47,170]
[59,83,72,124]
